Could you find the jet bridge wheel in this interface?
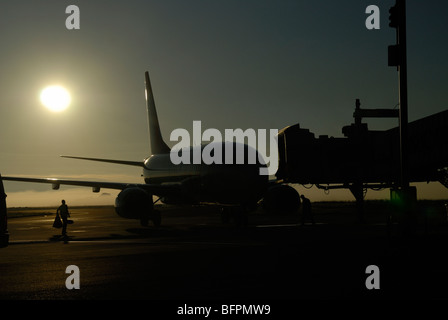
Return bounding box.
[152,210,161,227]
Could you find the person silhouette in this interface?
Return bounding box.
[300,195,315,226]
[57,200,70,237]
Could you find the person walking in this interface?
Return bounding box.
[57,199,70,237]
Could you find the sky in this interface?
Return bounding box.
[1,0,447,207]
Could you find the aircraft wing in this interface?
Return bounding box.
[1,176,181,196]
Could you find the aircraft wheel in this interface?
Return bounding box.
[152,210,161,227]
[235,209,248,228]
[140,216,149,227]
[221,208,231,224]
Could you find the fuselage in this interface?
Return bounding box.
[143,142,269,205]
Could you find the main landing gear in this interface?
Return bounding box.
[140,197,161,227]
[221,205,250,228]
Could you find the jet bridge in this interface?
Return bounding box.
[276,100,448,219]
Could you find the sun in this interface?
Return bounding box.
[40,85,71,112]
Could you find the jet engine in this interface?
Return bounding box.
[115,187,160,226]
[262,184,301,215]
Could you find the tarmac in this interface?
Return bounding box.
[1,201,448,301]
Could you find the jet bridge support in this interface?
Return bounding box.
[349,182,365,223]
[347,99,400,222]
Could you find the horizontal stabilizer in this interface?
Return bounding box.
[61,156,145,167]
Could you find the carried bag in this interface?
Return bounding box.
[67,219,74,225]
[53,214,62,228]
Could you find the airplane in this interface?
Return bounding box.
[3,72,300,227]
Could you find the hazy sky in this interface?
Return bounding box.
[1,0,447,206]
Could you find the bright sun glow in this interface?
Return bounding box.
[40,85,71,112]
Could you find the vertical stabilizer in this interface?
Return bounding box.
[145,71,171,155]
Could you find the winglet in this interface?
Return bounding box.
[145,71,171,155]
